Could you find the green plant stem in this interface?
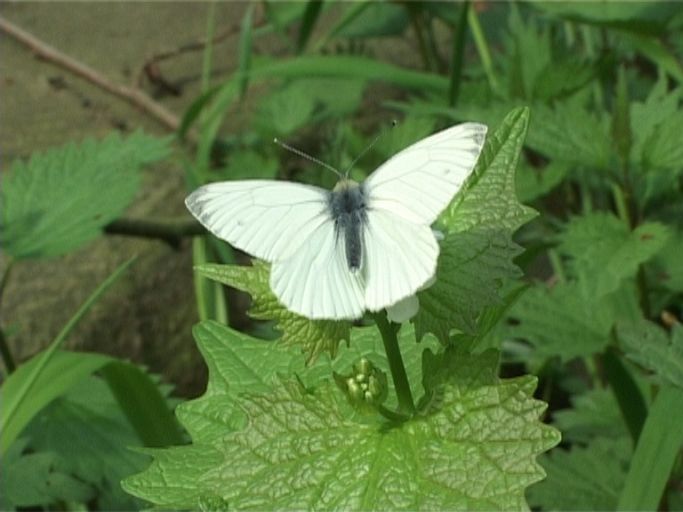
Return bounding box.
[201,2,216,94]
[373,312,415,415]
[547,248,565,283]
[424,15,444,72]
[448,1,469,107]
[377,404,412,423]
[636,267,651,319]
[0,258,14,310]
[467,6,499,94]
[407,5,435,71]
[0,259,16,372]
[0,326,15,373]
[104,217,204,248]
[603,341,648,443]
[610,184,651,317]
[1,258,134,437]
[611,183,630,227]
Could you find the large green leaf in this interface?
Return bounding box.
[0,131,170,259]
[197,262,351,361]
[176,321,438,443]
[415,107,533,343]
[123,331,559,510]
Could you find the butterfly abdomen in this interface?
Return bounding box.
[328,181,367,272]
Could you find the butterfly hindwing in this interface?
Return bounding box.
[362,208,438,311]
[270,221,364,320]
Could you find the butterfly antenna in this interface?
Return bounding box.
[342,120,398,178]
[273,138,343,179]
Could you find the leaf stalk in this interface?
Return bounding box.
[373,312,415,415]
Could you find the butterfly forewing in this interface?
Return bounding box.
[186,180,329,262]
[364,122,487,225]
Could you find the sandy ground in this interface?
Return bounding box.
[1,2,251,396]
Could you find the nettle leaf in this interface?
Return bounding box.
[505,281,614,361]
[526,101,613,171]
[532,57,599,102]
[652,233,683,292]
[1,450,94,507]
[123,338,559,510]
[552,389,629,444]
[617,320,683,390]
[515,160,569,203]
[631,79,683,169]
[559,212,671,296]
[416,107,533,343]
[20,377,148,510]
[527,437,631,511]
[642,106,683,171]
[503,6,552,100]
[197,261,351,361]
[0,130,170,259]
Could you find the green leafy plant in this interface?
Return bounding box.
[3,2,682,510]
[123,108,560,509]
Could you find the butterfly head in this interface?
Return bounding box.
[332,178,360,193]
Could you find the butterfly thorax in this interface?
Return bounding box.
[328,179,367,272]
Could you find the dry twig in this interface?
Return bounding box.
[0,16,181,132]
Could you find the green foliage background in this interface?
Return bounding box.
[2,2,683,511]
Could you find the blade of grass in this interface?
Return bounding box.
[237,4,255,96]
[603,344,648,443]
[101,362,184,447]
[448,1,469,107]
[467,6,499,94]
[0,350,112,454]
[619,31,683,84]
[312,1,370,51]
[618,385,683,510]
[0,258,134,454]
[249,55,448,93]
[0,258,16,372]
[297,0,324,53]
[178,84,220,140]
[612,65,632,176]
[193,237,214,322]
[201,2,216,93]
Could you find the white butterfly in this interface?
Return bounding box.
[186,122,487,321]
